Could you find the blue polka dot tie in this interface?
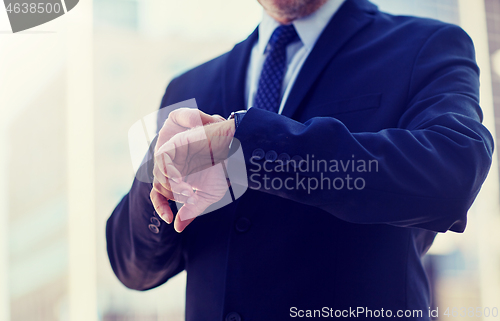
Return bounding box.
[253,24,298,113]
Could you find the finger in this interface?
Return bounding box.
[174,192,213,233]
[172,108,224,128]
[201,111,226,124]
[150,189,173,224]
[152,178,173,198]
[153,164,168,185]
[154,149,174,173]
[153,163,182,189]
[211,114,226,122]
[153,167,178,192]
[167,177,195,199]
[174,205,198,233]
[153,178,192,204]
[154,152,183,182]
[153,166,194,200]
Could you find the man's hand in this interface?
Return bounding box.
[150,108,225,226]
[154,108,225,153]
[154,119,236,232]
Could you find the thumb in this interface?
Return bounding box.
[172,108,224,128]
[211,114,226,122]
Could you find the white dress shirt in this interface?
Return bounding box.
[245,0,346,114]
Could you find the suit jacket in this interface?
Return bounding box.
[106,0,494,320]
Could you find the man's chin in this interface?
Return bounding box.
[259,0,328,22]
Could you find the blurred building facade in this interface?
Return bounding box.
[2,0,500,320]
[486,0,500,153]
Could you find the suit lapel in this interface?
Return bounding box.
[282,0,378,118]
[222,27,258,118]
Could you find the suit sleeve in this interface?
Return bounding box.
[106,81,185,291]
[233,25,494,233]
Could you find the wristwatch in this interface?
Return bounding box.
[228,110,247,129]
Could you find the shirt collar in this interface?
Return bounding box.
[257,0,346,54]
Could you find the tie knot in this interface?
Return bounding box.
[267,24,298,52]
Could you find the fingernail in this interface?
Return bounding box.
[161,206,172,223]
[160,213,171,224]
[180,190,192,197]
[187,197,195,205]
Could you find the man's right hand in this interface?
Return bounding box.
[154,119,236,233]
[150,108,224,225]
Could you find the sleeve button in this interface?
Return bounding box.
[148,224,159,234]
[265,150,278,162]
[150,217,161,227]
[235,217,251,233]
[251,148,265,161]
[277,153,290,164]
[225,312,241,321]
[291,155,304,168]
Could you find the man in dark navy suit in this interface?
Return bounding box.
[107,0,494,320]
